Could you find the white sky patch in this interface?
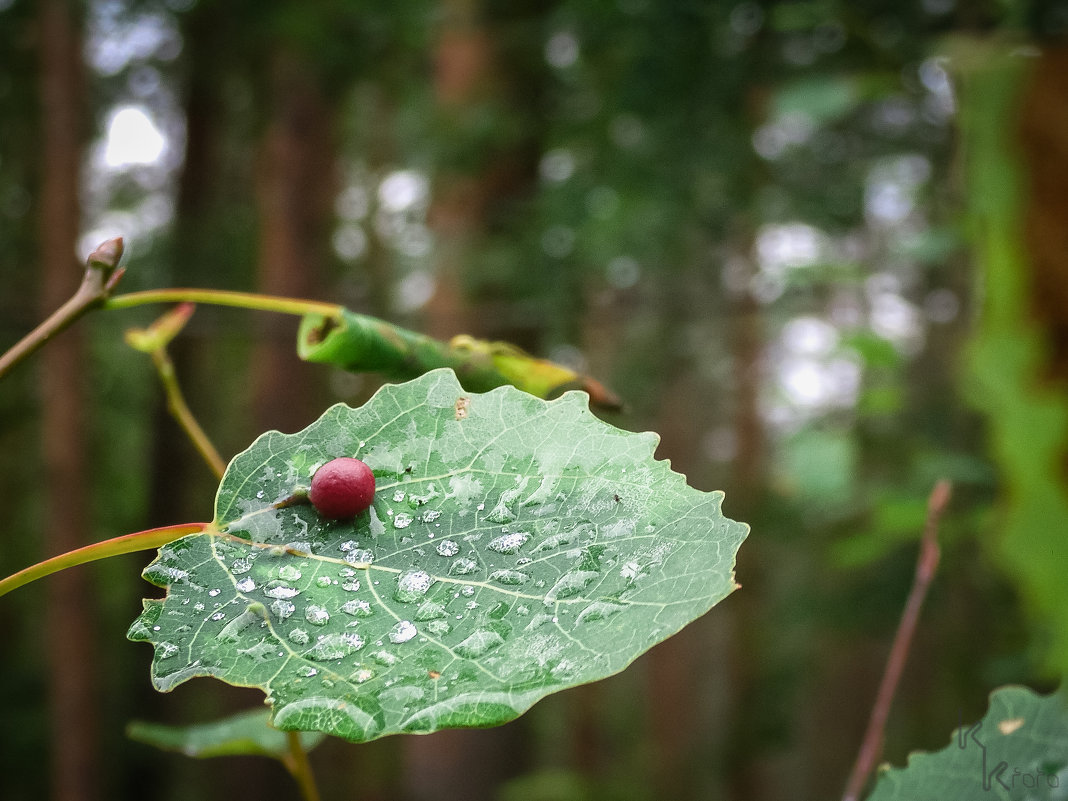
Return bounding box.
[864,154,931,227]
[336,184,370,221]
[781,360,830,406]
[104,106,166,167]
[752,111,815,160]
[870,291,922,346]
[545,30,580,69]
[333,223,367,262]
[781,316,839,356]
[395,270,436,313]
[86,8,182,76]
[378,170,427,213]
[772,315,861,421]
[397,225,433,258]
[778,356,862,410]
[755,222,829,273]
[540,148,576,183]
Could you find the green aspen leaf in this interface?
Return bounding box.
[128,369,747,743]
[867,686,1068,801]
[127,709,325,759]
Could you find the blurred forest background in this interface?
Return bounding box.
[2,0,1068,800]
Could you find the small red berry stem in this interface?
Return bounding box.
[0,522,209,598]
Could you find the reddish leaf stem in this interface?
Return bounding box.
[841,479,951,801]
[0,522,208,598]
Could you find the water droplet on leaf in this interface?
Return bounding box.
[305,606,330,626]
[449,558,479,576]
[307,632,363,660]
[488,532,530,554]
[271,599,295,619]
[341,599,373,616]
[388,621,417,643]
[344,549,375,565]
[544,570,598,601]
[371,650,399,666]
[264,582,301,600]
[489,569,530,586]
[414,601,447,621]
[455,629,505,658]
[394,569,433,603]
[576,601,626,625]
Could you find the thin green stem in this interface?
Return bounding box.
[124,303,226,479]
[105,288,341,318]
[0,522,208,598]
[282,731,323,801]
[151,347,227,479]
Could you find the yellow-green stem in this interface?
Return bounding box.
[283,731,322,801]
[150,347,226,479]
[106,288,341,317]
[0,523,208,598]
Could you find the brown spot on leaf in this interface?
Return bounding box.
[455,397,470,420]
[305,314,339,346]
[998,717,1025,735]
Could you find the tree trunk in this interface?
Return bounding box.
[37,2,98,800]
[402,6,538,798]
[252,52,335,435]
[1019,44,1068,382]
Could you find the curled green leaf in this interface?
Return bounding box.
[298,308,622,410]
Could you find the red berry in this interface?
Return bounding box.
[309,457,376,520]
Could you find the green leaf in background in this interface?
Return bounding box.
[867,686,1068,801]
[956,41,1068,677]
[771,75,863,125]
[128,369,747,742]
[127,709,325,759]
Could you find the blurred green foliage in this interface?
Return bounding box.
[2,0,1066,799]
